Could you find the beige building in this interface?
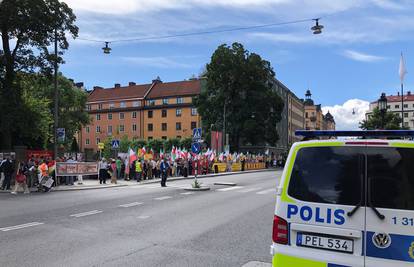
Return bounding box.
[304,90,336,130]
[80,78,202,152]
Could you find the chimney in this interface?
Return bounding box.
[75,82,84,88]
[114,83,121,88]
[129,82,136,86]
[408,91,411,96]
[93,86,103,90]
[398,92,400,96]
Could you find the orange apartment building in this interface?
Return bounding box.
[80,78,202,152]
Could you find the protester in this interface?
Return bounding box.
[65,157,76,185]
[1,156,14,190]
[116,157,122,180]
[135,160,142,182]
[110,159,117,184]
[160,159,169,187]
[98,158,109,184]
[11,162,30,194]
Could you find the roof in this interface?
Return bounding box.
[370,93,414,104]
[88,84,151,102]
[146,80,201,99]
[87,79,201,102]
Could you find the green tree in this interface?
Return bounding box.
[0,0,78,149]
[70,137,79,152]
[119,135,131,153]
[18,73,89,149]
[130,139,147,150]
[360,107,404,130]
[180,137,192,150]
[194,43,283,151]
[148,139,164,153]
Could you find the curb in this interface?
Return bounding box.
[0,168,279,193]
[183,187,211,191]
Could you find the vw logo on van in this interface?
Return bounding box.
[372,233,391,249]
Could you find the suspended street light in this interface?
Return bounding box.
[102,42,111,54]
[352,108,356,115]
[311,18,324,34]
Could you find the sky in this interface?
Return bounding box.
[56,0,414,130]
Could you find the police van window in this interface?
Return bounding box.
[367,147,414,211]
[288,147,362,205]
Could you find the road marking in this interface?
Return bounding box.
[241,261,272,267]
[0,222,44,232]
[238,187,262,193]
[216,186,244,192]
[154,196,172,201]
[180,192,194,195]
[119,202,143,208]
[138,215,150,219]
[256,189,275,195]
[70,210,103,218]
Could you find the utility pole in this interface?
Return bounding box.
[53,27,59,160]
[223,102,226,154]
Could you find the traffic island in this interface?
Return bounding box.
[214,182,237,186]
[184,187,211,191]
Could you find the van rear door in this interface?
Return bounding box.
[283,145,365,267]
[365,146,414,267]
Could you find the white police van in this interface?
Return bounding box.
[271,130,414,267]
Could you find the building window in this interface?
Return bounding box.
[162,136,167,140]
[133,101,140,107]
[148,136,153,141]
[86,126,90,133]
[148,123,153,132]
[132,124,137,132]
[119,125,125,132]
[120,102,126,108]
[176,108,182,117]
[404,112,409,118]
[108,113,112,120]
[162,123,167,131]
[191,121,197,130]
[162,109,167,118]
[109,103,115,109]
[86,139,90,145]
[404,122,409,127]
[305,112,308,118]
[98,104,103,110]
[119,113,125,120]
[96,126,101,133]
[86,105,91,111]
[177,97,183,104]
[395,105,400,109]
[176,122,182,130]
[96,114,101,121]
[191,108,197,116]
[96,138,100,144]
[148,100,155,106]
[162,98,169,105]
[108,126,112,135]
[404,104,408,108]
[132,111,137,118]
[177,136,182,139]
[148,110,153,118]
[387,105,391,109]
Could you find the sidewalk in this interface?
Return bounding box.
[0,168,279,193]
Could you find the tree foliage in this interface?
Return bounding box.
[0,0,78,148]
[194,43,284,151]
[360,107,404,130]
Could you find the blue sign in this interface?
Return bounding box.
[193,128,202,140]
[111,139,120,149]
[57,128,65,143]
[191,142,201,154]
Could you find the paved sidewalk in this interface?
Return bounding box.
[0,168,279,193]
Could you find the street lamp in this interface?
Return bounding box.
[378,93,387,129]
[311,18,324,34]
[102,42,111,54]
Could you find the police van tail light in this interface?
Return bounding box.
[272,215,288,245]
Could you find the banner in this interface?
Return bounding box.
[27,150,53,160]
[56,162,99,176]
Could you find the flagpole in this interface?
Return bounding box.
[401,82,404,127]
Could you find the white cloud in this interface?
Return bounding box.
[322,99,370,130]
[121,56,194,68]
[342,50,387,62]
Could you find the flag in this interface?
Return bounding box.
[399,52,408,83]
[128,148,137,165]
[160,148,164,159]
[142,146,146,155]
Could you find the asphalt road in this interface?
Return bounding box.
[0,170,281,267]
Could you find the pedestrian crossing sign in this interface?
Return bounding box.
[111,139,120,149]
[193,128,202,140]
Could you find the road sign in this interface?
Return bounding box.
[111,139,120,149]
[193,128,202,140]
[191,142,201,154]
[98,142,105,150]
[57,128,65,143]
